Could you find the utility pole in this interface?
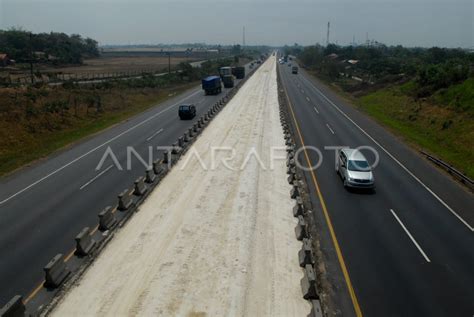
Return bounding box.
[326,21,330,46]
[243,26,246,48]
[29,32,34,84]
[167,52,171,75]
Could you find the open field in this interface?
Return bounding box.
[0,81,197,176]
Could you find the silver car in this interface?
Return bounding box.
[336,148,375,190]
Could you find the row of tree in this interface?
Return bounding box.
[285,44,473,96]
[0,28,99,64]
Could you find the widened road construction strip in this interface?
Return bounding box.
[50,56,311,316]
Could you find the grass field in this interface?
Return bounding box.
[357,81,474,179]
[0,82,197,176]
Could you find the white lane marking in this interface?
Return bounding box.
[0,89,202,205]
[299,74,473,232]
[301,89,305,94]
[196,98,205,104]
[146,128,164,141]
[306,97,311,102]
[79,165,114,190]
[390,209,431,262]
[313,107,320,114]
[326,123,335,134]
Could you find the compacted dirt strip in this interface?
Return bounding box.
[51,55,310,316]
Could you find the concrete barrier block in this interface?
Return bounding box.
[118,189,133,210]
[298,238,314,267]
[0,295,25,317]
[286,145,295,152]
[178,136,184,147]
[193,124,198,133]
[295,216,307,241]
[75,227,97,256]
[188,127,194,138]
[171,142,180,154]
[287,173,295,185]
[293,198,304,217]
[99,206,117,230]
[183,132,190,143]
[44,254,70,288]
[301,264,318,300]
[290,185,299,199]
[134,176,148,196]
[145,168,156,183]
[163,150,170,164]
[308,300,323,317]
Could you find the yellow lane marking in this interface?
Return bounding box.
[23,281,43,304]
[280,67,363,317]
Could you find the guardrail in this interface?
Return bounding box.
[420,150,473,190]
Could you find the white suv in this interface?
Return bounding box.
[336,148,375,190]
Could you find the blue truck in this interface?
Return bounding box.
[202,76,222,95]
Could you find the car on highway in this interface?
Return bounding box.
[178,104,196,120]
[292,66,298,74]
[336,148,375,190]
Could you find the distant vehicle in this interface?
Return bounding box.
[256,60,261,64]
[219,66,233,78]
[336,148,375,190]
[222,74,235,88]
[201,76,222,95]
[232,66,245,79]
[292,66,298,74]
[289,57,293,61]
[178,104,196,120]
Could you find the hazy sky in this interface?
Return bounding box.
[0,0,472,48]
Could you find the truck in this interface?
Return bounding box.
[201,76,222,95]
[292,66,298,74]
[219,66,233,78]
[222,75,234,88]
[232,66,245,79]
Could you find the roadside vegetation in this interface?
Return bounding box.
[286,44,474,178]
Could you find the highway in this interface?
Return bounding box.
[279,61,474,316]
[0,64,251,305]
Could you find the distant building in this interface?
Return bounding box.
[327,53,338,59]
[347,59,359,65]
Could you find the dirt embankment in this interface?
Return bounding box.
[51,56,310,316]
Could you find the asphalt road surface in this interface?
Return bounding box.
[0,65,251,305]
[279,61,474,316]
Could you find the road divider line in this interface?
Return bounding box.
[299,74,473,232]
[326,123,335,134]
[146,128,164,141]
[24,281,44,304]
[390,209,431,262]
[280,67,363,317]
[0,89,201,205]
[63,248,76,262]
[306,97,311,102]
[79,165,113,190]
[313,107,320,114]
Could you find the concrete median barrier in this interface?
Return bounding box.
[290,185,299,199]
[178,136,184,148]
[298,238,314,267]
[134,176,148,196]
[301,264,318,300]
[308,300,323,317]
[145,168,156,183]
[75,227,97,256]
[163,150,171,164]
[171,142,181,155]
[183,132,190,143]
[44,254,70,288]
[0,295,25,317]
[295,215,308,241]
[99,206,117,231]
[118,189,133,210]
[293,197,304,217]
[288,173,295,185]
[188,127,194,138]
[193,124,198,133]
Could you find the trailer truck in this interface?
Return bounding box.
[232,66,245,79]
[219,66,233,78]
[202,76,222,95]
[222,75,234,88]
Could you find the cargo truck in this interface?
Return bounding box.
[202,76,222,95]
[232,66,245,79]
[222,75,234,88]
[219,66,233,78]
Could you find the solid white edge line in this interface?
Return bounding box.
[0,89,201,205]
[326,123,335,134]
[299,74,473,232]
[390,209,431,262]
[79,165,114,190]
[146,128,164,141]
